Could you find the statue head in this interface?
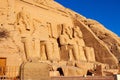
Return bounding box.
[62,24,73,38]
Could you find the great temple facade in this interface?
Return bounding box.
[0,0,120,78]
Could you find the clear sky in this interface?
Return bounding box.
[55,0,120,36]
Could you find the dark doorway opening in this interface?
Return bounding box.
[87,70,93,76]
[0,57,6,75]
[57,67,64,76]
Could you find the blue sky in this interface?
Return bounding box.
[55,0,120,36]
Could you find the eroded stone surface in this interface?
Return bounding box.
[0,0,119,77]
[20,62,51,80]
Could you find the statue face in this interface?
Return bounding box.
[63,26,70,35]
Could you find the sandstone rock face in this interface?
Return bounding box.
[0,0,119,77]
[73,20,118,65]
[84,19,120,61]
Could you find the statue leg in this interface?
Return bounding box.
[72,44,80,60]
[40,44,47,61]
[34,39,40,59]
[23,37,34,61]
[78,46,87,61]
[90,47,96,61]
[84,47,95,62]
[45,41,53,61]
[53,42,60,61]
[68,49,75,61]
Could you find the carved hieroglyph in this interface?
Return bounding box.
[0,0,119,77]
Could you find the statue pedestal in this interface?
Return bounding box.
[20,62,51,80]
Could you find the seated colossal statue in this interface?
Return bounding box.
[59,24,81,61]
[15,8,41,61]
[73,26,87,61]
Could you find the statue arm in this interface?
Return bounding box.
[68,38,76,45]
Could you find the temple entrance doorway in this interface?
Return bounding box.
[0,57,6,75]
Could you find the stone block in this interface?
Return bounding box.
[61,66,76,76]
[49,71,60,77]
[58,61,67,66]
[75,61,94,70]
[20,62,51,80]
[66,61,75,66]
[61,66,87,76]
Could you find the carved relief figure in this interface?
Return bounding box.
[16,8,33,32]
[73,26,85,46]
[44,38,60,61]
[41,22,60,61]
[59,24,80,61]
[33,21,60,61]
[15,8,40,61]
[73,26,87,61]
[59,24,73,46]
[32,20,48,61]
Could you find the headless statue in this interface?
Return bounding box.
[16,8,40,61]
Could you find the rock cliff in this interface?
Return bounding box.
[0,0,120,77]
